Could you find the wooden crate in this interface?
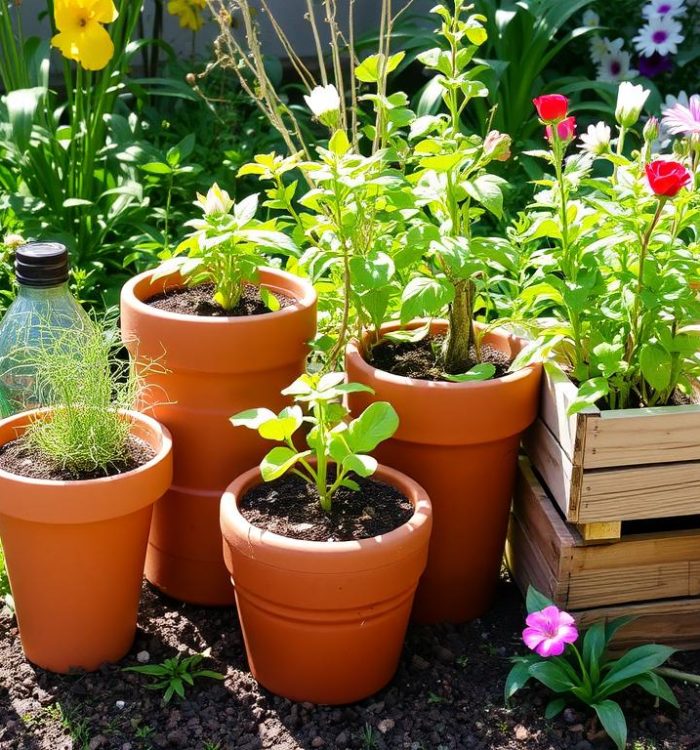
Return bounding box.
[506,458,700,650]
[523,364,700,541]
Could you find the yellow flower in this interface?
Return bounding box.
[168,0,207,32]
[52,0,118,71]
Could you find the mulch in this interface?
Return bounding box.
[1,575,700,750]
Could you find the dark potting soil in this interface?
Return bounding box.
[2,575,700,750]
[240,474,413,542]
[145,282,294,318]
[0,436,155,481]
[369,335,512,382]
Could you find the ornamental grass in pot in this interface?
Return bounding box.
[219,0,541,624]
[220,373,432,704]
[120,186,316,605]
[0,324,172,673]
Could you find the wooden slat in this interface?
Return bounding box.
[579,462,700,523]
[577,521,621,542]
[583,405,700,469]
[576,598,700,650]
[523,418,578,521]
[538,363,591,459]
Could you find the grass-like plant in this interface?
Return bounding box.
[23,322,142,474]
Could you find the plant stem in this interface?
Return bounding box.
[655,666,700,685]
[443,279,475,373]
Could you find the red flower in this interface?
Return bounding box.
[533,94,569,123]
[545,116,576,144]
[645,159,691,197]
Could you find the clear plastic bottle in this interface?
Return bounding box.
[0,242,90,417]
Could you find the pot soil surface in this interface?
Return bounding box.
[0,437,154,482]
[369,337,511,381]
[240,475,413,542]
[1,576,698,750]
[145,283,293,318]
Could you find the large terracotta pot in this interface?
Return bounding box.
[220,464,432,704]
[0,409,172,673]
[345,320,541,624]
[120,268,316,605]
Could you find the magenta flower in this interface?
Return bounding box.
[662,94,700,136]
[522,605,578,658]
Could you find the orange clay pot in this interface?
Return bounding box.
[0,409,172,673]
[220,464,432,704]
[120,268,316,605]
[345,320,541,624]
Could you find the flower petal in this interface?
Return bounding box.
[522,627,546,652]
[76,23,115,70]
[93,0,119,24]
[558,624,579,644]
[536,637,567,658]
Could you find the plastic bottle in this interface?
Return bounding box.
[0,242,90,417]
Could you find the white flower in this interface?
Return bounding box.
[663,90,689,110]
[615,81,651,128]
[579,121,612,154]
[195,183,234,217]
[642,0,686,18]
[582,9,600,26]
[633,15,684,56]
[655,91,689,147]
[596,48,638,82]
[589,36,623,65]
[3,233,25,249]
[304,84,341,121]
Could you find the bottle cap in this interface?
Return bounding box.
[14,242,70,287]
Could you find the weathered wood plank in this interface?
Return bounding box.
[538,363,590,459]
[523,418,578,521]
[583,405,700,469]
[579,463,700,523]
[577,521,621,542]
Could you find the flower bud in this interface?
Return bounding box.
[483,130,512,162]
[643,116,659,144]
[615,82,650,129]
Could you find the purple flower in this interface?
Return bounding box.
[662,94,700,135]
[522,605,579,658]
[638,52,673,78]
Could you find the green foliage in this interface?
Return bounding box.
[124,650,225,703]
[23,321,142,473]
[0,541,10,603]
[155,185,296,310]
[506,587,678,750]
[513,96,700,410]
[232,373,398,513]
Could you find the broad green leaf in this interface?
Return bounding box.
[260,447,310,481]
[528,662,575,693]
[343,453,378,478]
[464,174,506,219]
[636,672,679,708]
[140,161,173,175]
[329,129,351,156]
[592,701,627,750]
[258,406,303,441]
[567,378,609,416]
[355,51,405,83]
[526,585,555,614]
[582,621,606,685]
[259,287,281,312]
[639,343,672,392]
[234,193,259,224]
[382,322,431,344]
[599,644,675,695]
[504,660,533,702]
[401,276,454,322]
[231,408,277,429]
[545,697,567,720]
[444,363,496,382]
[346,402,399,453]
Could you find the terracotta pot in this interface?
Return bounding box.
[120,268,316,605]
[345,320,541,624]
[0,410,172,673]
[220,464,432,704]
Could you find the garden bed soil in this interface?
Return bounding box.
[240,474,413,542]
[145,283,294,318]
[369,336,512,381]
[0,436,155,481]
[2,575,700,750]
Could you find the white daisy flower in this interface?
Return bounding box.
[579,122,612,154]
[582,9,600,27]
[633,15,684,56]
[663,90,689,110]
[589,36,623,65]
[596,48,638,82]
[615,81,651,128]
[642,0,686,18]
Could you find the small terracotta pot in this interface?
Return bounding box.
[0,410,172,673]
[345,320,541,624]
[220,464,432,704]
[120,268,316,605]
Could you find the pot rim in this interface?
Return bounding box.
[121,265,317,327]
[346,318,539,391]
[0,408,172,489]
[221,463,432,557]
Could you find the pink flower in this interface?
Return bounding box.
[545,116,576,144]
[662,94,700,136]
[522,605,578,658]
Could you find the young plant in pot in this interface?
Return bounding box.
[516,86,700,538]
[120,185,317,605]
[345,1,542,623]
[0,323,172,673]
[220,372,432,704]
